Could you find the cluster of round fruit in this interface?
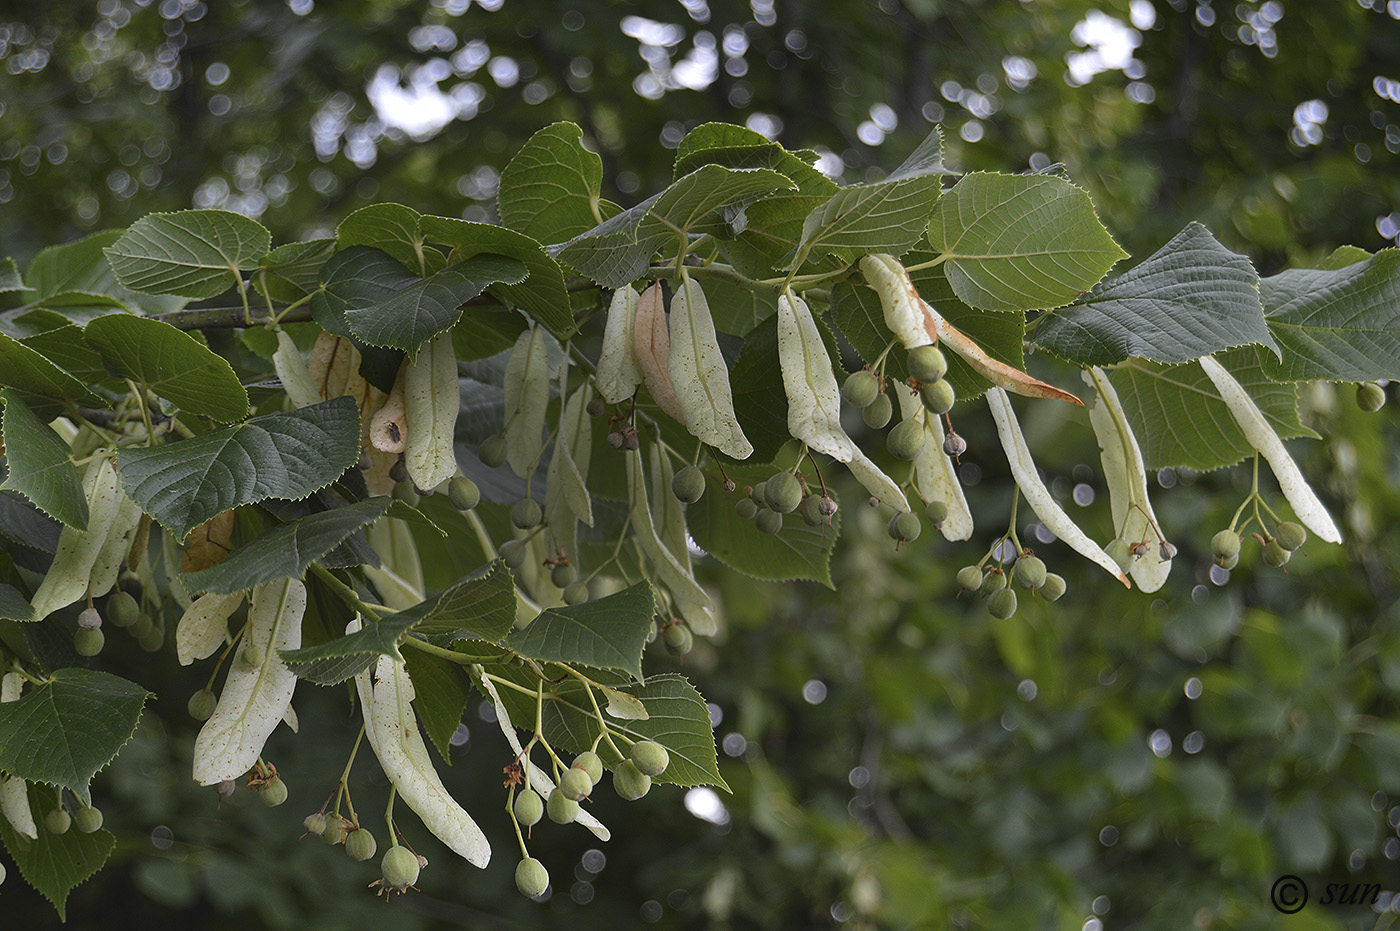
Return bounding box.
[303,811,378,861]
[387,459,483,513]
[957,551,1066,618]
[510,741,670,898]
[77,581,163,657]
[842,345,957,428]
[1210,520,1306,569]
[43,801,104,836]
[723,470,838,536]
[658,617,694,656]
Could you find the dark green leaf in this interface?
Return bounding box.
[26,229,184,316]
[553,191,667,288]
[182,497,393,594]
[336,203,427,272]
[256,238,336,302]
[0,782,116,921]
[412,560,517,642]
[403,648,470,763]
[0,490,60,556]
[279,612,418,685]
[18,322,114,391]
[688,470,838,587]
[498,121,615,243]
[506,582,655,681]
[115,397,361,541]
[0,582,33,621]
[0,389,87,529]
[83,313,249,421]
[0,668,151,805]
[103,210,272,299]
[0,331,96,402]
[453,307,528,362]
[1032,223,1277,365]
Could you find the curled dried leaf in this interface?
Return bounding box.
[181,510,235,574]
[633,282,686,423]
[920,300,1083,406]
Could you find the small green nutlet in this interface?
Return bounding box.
[925,499,948,526]
[562,580,590,605]
[764,472,803,514]
[345,828,377,862]
[613,760,652,801]
[1275,521,1307,552]
[800,494,825,526]
[586,397,606,417]
[321,816,346,845]
[261,776,288,807]
[887,511,922,544]
[478,434,508,468]
[1263,538,1291,568]
[499,540,527,569]
[988,587,1018,619]
[516,857,550,898]
[920,378,956,415]
[862,392,893,429]
[558,766,593,801]
[1210,529,1241,562]
[663,623,693,656]
[886,418,926,461]
[547,788,579,824]
[45,807,71,835]
[956,565,984,592]
[188,688,218,722]
[74,805,103,834]
[755,507,783,535]
[842,370,880,408]
[1218,551,1240,571]
[78,606,102,630]
[139,626,164,653]
[1105,539,1132,573]
[550,563,576,588]
[74,627,105,657]
[1357,381,1387,413]
[302,812,328,836]
[1038,573,1067,602]
[735,498,759,521]
[980,568,1007,595]
[239,643,265,668]
[907,344,948,384]
[630,740,670,777]
[749,482,767,506]
[672,465,706,504]
[511,497,542,530]
[380,845,421,892]
[1013,555,1047,590]
[447,475,481,511]
[391,482,420,507]
[572,751,604,784]
[107,591,140,627]
[513,789,544,827]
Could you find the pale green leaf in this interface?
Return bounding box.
[256,238,336,302]
[412,560,517,642]
[26,229,184,316]
[83,314,249,421]
[103,210,272,298]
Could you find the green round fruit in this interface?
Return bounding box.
[550,563,575,588]
[613,760,652,801]
[943,431,967,458]
[479,435,508,468]
[515,857,550,898]
[1210,530,1241,562]
[672,466,706,504]
[499,540,527,569]
[78,606,102,630]
[980,568,1007,595]
[138,626,164,653]
[303,812,328,836]
[321,818,345,845]
[563,580,589,605]
[988,588,1018,619]
[513,789,544,826]
[547,788,579,824]
[447,476,481,511]
[572,751,604,784]
[749,482,767,505]
[389,459,409,484]
[862,392,893,429]
[956,565,984,592]
[261,776,288,807]
[74,627,104,657]
[391,483,420,507]
[1357,381,1387,412]
[886,418,926,460]
[381,845,421,891]
[1105,539,1132,573]
[1219,552,1239,571]
[1275,521,1307,551]
[1013,555,1047,590]
[630,740,670,777]
[188,688,217,721]
[74,805,103,834]
[800,494,825,526]
[107,591,140,627]
[1039,573,1067,602]
[586,397,606,417]
[887,511,922,544]
[239,643,264,668]
[346,828,377,862]
[1263,538,1291,568]
[925,499,948,526]
[46,808,71,835]
[842,371,880,408]
[755,507,783,535]
[128,615,154,639]
[511,498,542,530]
[907,344,948,383]
[558,766,593,801]
[735,498,759,521]
[663,623,693,656]
[921,378,956,415]
[764,472,803,513]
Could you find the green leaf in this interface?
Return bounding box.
[0,582,33,621]
[182,498,393,594]
[0,331,96,403]
[256,239,336,302]
[498,122,616,243]
[0,783,116,921]
[720,194,850,278]
[103,210,273,298]
[674,123,838,196]
[0,257,26,292]
[1031,223,1277,365]
[418,217,574,337]
[0,490,61,557]
[26,229,185,317]
[788,127,950,264]
[1258,249,1400,381]
[453,307,528,362]
[928,172,1128,311]
[18,322,115,392]
[279,612,418,685]
[552,192,667,288]
[688,470,838,587]
[336,203,428,272]
[83,314,250,421]
[0,390,87,529]
[1112,348,1318,470]
[115,397,361,541]
[402,648,470,763]
[412,560,517,642]
[344,252,528,354]
[0,668,151,805]
[506,582,655,681]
